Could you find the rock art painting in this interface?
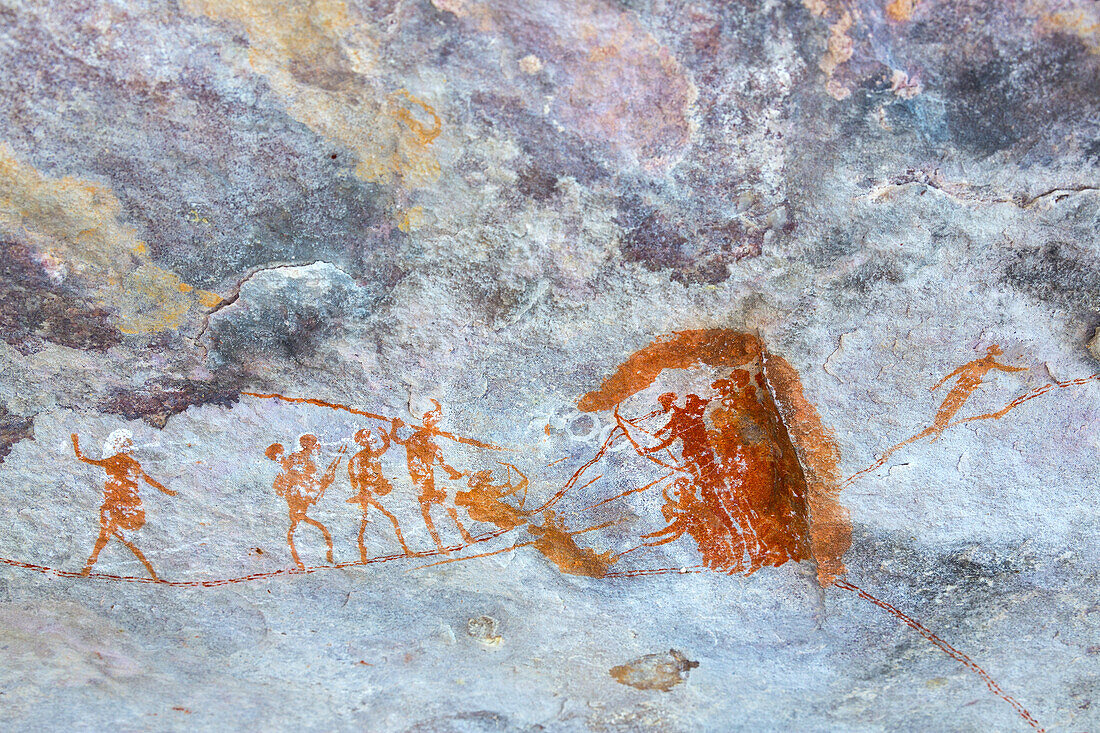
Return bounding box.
[1,1,1098,731]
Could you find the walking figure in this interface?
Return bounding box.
[347,427,410,561]
[929,345,1027,437]
[266,435,346,569]
[72,430,175,580]
[390,400,473,551]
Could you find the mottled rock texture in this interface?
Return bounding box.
[0,0,1098,731]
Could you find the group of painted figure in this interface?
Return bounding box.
[70,400,531,578]
[264,400,528,569]
[67,345,1024,580]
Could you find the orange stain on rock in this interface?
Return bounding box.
[885,0,918,22]
[527,511,617,578]
[762,353,849,585]
[578,329,762,412]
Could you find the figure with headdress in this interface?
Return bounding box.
[72,430,176,580]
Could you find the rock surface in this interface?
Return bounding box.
[0,0,1098,731]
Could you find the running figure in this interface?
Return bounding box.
[390,400,473,551]
[72,430,176,580]
[347,427,410,561]
[929,345,1027,437]
[266,435,345,570]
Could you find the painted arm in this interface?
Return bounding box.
[388,419,406,445]
[644,428,679,454]
[71,434,107,466]
[509,466,529,507]
[992,361,1027,373]
[143,472,176,496]
[931,364,968,391]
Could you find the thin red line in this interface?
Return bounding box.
[835,579,1043,731]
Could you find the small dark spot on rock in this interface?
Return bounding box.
[516,165,559,201]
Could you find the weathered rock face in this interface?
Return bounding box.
[0,1,1097,731]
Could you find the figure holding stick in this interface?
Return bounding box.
[390,401,473,550]
[266,435,346,569]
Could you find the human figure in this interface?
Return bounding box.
[646,393,720,490]
[390,400,472,551]
[72,430,176,580]
[929,345,1027,437]
[454,464,532,532]
[266,435,345,569]
[346,427,410,561]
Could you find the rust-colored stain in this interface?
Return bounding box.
[885,0,918,22]
[763,353,849,586]
[609,649,699,692]
[72,432,176,580]
[577,330,761,412]
[577,329,848,585]
[266,434,345,569]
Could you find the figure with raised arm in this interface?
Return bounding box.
[72,430,176,580]
[346,426,410,561]
[390,400,473,551]
[266,434,346,570]
[929,345,1027,437]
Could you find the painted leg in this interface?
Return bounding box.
[376,503,411,555]
[116,534,159,581]
[357,515,369,564]
[303,516,335,564]
[82,524,112,576]
[287,520,304,570]
[420,501,445,551]
[446,506,476,543]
